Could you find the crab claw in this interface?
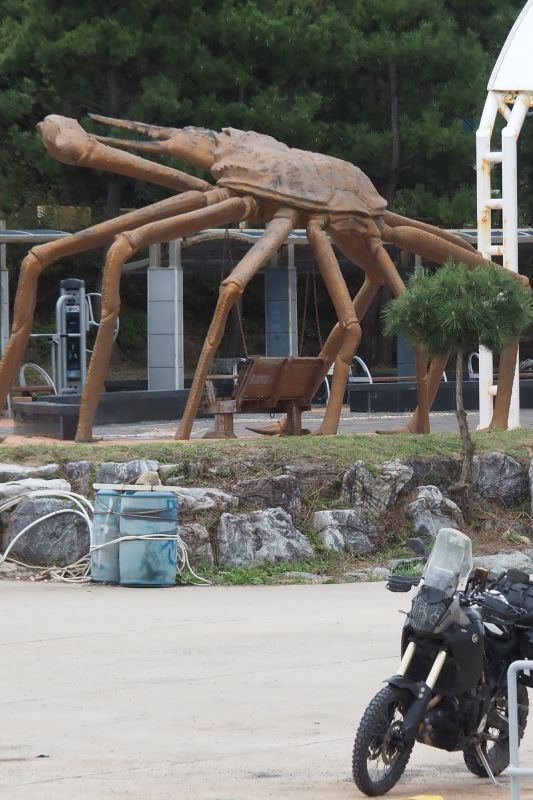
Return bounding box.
[88,113,179,140]
[93,134,170,154]
[37,115,97,166]
[89,113,217,170]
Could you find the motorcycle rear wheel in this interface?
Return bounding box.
[352,685,414,797]
[463,682,529,777]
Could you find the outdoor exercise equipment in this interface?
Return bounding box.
[19,278,119,399]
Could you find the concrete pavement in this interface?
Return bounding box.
[92,408,533,440]
[1,580,532,799]
[2,406,533,443]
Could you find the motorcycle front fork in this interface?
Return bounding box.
[395,642,501,786]
[392,643,448,740]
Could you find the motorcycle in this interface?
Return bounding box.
[352,526,533,796]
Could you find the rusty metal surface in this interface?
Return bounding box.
[0,114,527,443]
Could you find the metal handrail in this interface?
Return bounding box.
[468,351,480,381]
[348,356,373,384]
[506,659,533,800]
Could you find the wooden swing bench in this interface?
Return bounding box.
[202,356,326,439]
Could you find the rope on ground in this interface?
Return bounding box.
[0,489,210,585]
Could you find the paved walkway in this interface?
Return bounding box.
[2,403,533,443]
[1,580,530,799]
[93,407,533,440]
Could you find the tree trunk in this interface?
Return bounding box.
[104,67,123,221]
[386,58,400,204]
[455,349,475,518]
[415,345,429,433]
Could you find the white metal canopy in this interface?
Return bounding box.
[488,0,533,92]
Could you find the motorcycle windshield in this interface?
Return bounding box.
[422,527,473,598]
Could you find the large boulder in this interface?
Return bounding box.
[284,463,342,493]
[2,497,90,566]
[217,507,313,567]
[95,460,159,484]
[66,461,95,496]
[171,487,238,514]
[312,509,380,554]
[341,460,413,518]
[179,523,214,567]
[0,463,61,482]
[406,486,465,540]
[0,478,71,501]
[402,458,460,493]
[473,551,533,573]
[475,453,528,506]
[159,462,204,482]
[233,475,301,514]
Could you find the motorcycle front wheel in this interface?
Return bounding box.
[352,685,414,797]
[463,682,529,777]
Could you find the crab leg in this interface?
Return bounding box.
[383,211,477,254]
[176,209,298,440]
[381,221,529,432]
[380,222,495,271]
[249,240,384,437]
[306,220,363,435]
[75,195,255,442]
[0,190,225,415]
[369,240,430,432]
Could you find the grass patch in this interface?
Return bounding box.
[193,559,324,586]
[3,427,533,470]
[389,560,424,579]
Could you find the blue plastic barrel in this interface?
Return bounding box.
[91,490,121,583]
[119,491,178,587]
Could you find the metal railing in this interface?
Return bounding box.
[506,660,533,799]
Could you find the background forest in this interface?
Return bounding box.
[0,0,532,374]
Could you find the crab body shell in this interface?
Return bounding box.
[210,128,387,221]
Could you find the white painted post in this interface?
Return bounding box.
[476,92,500,429]
[169,239,184,390]
[502,94,531,427]
[147,240,184,391]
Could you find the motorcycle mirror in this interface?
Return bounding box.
[386,575,419,593]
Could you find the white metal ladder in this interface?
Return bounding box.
[476,0,533,429]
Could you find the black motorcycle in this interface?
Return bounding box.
[352,527,533,796]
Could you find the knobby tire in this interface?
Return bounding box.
[352,685,414,797]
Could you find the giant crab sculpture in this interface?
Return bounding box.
[0,114,524,441]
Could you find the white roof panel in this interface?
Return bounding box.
[488,0,533,91]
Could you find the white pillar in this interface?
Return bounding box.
[501,93,531,428]
[147,240,184,390]
[476,92,499,428]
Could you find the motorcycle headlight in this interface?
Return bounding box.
[409,592,448,633]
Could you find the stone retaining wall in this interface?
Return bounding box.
[0,452,532,576]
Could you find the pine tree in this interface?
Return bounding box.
[383,263,533,515]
